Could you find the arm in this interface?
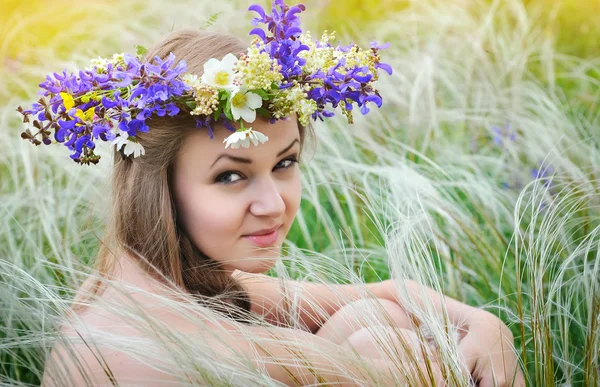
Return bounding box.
[370,279,480,328]
[232,270,382,333]
[235,271,476,334]
[372,279,526,387]
[236,323,445,386]
[50,318,445,386]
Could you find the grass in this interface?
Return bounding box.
[1,0,599,385]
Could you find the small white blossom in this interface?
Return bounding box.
[237,41,283,90]
[181,73,202,89]
[223,128,269,149]
[230,89,263,123]
[113,135,145,158]
[201,53,238,91]
[87,53,126,72]
[182,74,220,116]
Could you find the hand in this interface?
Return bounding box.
[458,311,526,387]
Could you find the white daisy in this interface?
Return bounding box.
[113,135,145,158]
[201,53,238,91]
[223,128,269,149]
[230,88,263,123]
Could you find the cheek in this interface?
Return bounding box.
[284,173,302,224]
[178,185,244,253]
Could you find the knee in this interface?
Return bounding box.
[315,298,413,344]
[345,326,445,385]
[344,326,425,361]
[341,298,410,329]
[371,298,413,327]
[343,298,413,329]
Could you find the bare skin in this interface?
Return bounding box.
[42,117,525,386]
[41,256,440,386]
[42,254,524,386]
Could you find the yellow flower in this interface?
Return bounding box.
[60,92,75,110]
[74,107,95,122]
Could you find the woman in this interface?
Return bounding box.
[22,2,525,385]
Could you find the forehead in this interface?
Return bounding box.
[176,117,301,166]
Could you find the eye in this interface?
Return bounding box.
[215,171,244,184]
[275,156,298,170]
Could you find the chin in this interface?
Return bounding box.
[236,254,279,274]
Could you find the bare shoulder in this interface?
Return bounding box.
[41,291,242,386]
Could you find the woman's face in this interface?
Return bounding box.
[173,117,302,274]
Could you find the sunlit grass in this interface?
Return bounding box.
[1,0,599,385]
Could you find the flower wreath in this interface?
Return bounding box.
[17,0,392,165]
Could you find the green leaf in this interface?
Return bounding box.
[200,12,223,30]
[135,45,148,58]
[219,90,230,101]
[256,107,271,118]
[251,89,269,100]
[213,103,223,121]
[224,99,232,120]
[186,101,196,110]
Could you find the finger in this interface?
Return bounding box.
[417,360,446,387]
[456,345,475,381]
[478,363,523,387]
[457,338,483,386]
[509,368,527,387]
[479,375,496,387]
[457,337,479,375]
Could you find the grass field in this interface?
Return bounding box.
[1,0,599,385]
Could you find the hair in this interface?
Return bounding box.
[81,29,312,322]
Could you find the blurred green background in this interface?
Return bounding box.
[1,0,599,65]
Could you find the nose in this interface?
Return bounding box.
[249,176,286,218]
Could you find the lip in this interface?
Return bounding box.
[243,225,282,247]
[244,225,282,236]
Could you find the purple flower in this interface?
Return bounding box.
[375,62,393,75]
[23,102,44,116]
[306,61,382,118]
[532,164,555,188]
[15,53,154,163]
[359,93,382,115]
[531,165,556,212]
[370,41,391,50]
[101,95,120,109]
[249,0,309,82]
[55,120,75,143]
[196,113,235,139]
[312,109,335,122]
[221,115,237,132]
[249,0,305,37]
[492,122,516,146]
[39,73,65,94]
[92,123,114,141]
[501,179,523,191]
[112,53,188,136]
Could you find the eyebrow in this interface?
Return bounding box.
[210,138,300,168]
